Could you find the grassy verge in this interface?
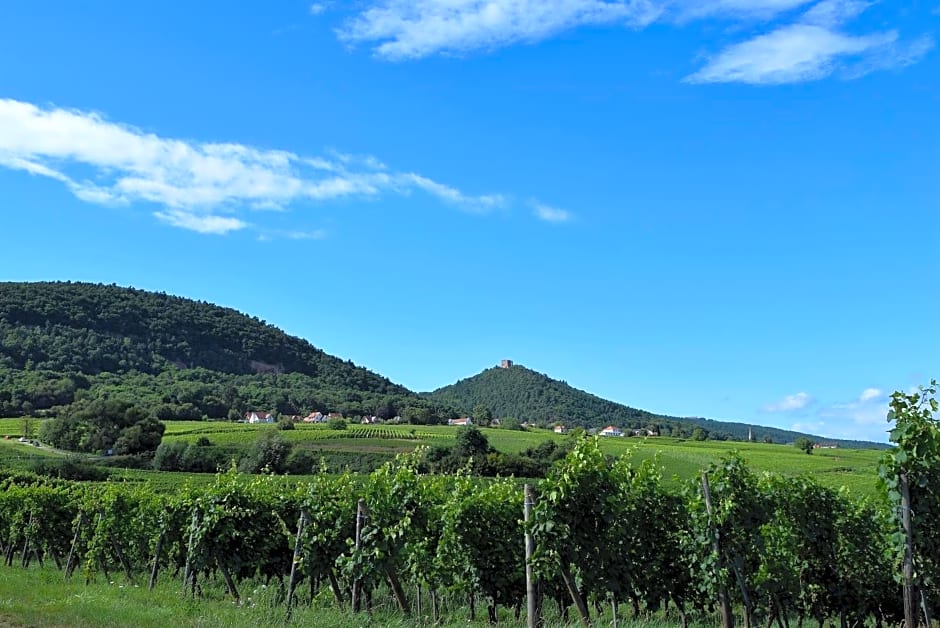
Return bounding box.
[0,565,719,627]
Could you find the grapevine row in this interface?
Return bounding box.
[0,383,936,627]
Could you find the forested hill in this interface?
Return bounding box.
[0,281,398,386]
[425,364,885,447]
[0,282,441,420]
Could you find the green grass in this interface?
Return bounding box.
[0,439,66,471]
[0,565,721,628]
[0,418,886,497]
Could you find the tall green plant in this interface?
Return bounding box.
[880,380,940,619]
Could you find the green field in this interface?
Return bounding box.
[0,565,719,628]
[0,417,886,496]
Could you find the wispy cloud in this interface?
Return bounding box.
[309,2,333,16]
[801,0,870,27]
[258,228,328,242]
[687,1,932,84]
[532,202,573,223]
[336,0,932,85]
[816,387,890,434]
[337,0,662,61]
[784,387,891,441]
[675,0,816,21]
[0,98,508,235]
[153,210,249,235]
[763,391,814,412]
[686,23,897,84]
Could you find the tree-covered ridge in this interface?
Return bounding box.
[425,364,885,447]
[0,281,401,392]
[0,282,455,423]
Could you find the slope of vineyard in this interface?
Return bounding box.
[0,418,929,628]
[0,418,884,495]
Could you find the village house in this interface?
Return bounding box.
[599,425,624,437]
[245,411,275,424]
[303,411,325,423]
[448,417,473,427]
[554,425,569,434]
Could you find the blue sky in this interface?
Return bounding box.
[1,1,937,442]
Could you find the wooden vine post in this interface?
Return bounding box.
[181,507,200,598]
[702,472,734,628]
[65,511,87,579]
[351,498,367,613]
[286,508,308,619]
[148,530,165,591]
[900,471,916,628]
[524,483,540,628]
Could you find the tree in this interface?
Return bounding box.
[453,426,492,460]
[113,416,166,455]
[238,430,293,474]
[692,427,707,441]
[21,416,33,440]
[472,404,493,426]
[794,437,815,454]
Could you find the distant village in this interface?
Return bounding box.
[238,359,839,448]
[241,409,662,437]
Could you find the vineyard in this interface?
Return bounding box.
[0,384,936,627]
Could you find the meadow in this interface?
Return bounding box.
[0,565,721,628]
[0,417,886,497]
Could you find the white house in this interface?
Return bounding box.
[599,425,623,437]
[303,411,325,423]
[448,417,473,427]
[554,425,569,434]
[246,411,275,424]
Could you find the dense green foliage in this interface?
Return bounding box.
[0,434,926,627]
[425,365,883,447]
[0,281,456,426]
[39,398,165,455]
[879,380,940,621]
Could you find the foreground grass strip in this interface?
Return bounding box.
[0,566,724,627]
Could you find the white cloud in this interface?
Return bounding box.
[686,0,934,85]
[801,0,870,27]
[336,0,932,85]
[787,387,892,442]
[154,210,249,235]
[310,3,331,16]
[532,202,573,223]
[763,391,814,412]
[686,23,897,83]
[337,0,663,61]
[676,0,815,21]
[258,228,328,242]
[0,98,508,235]
[819,389,890,427]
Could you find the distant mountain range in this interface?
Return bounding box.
[0,282,885,448]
